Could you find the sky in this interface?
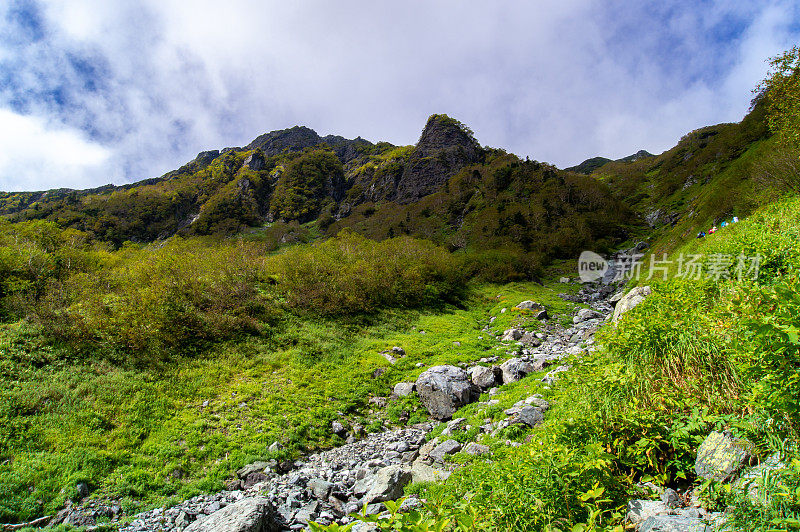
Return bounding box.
[0,1,799,191]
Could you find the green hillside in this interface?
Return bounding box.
[1,46,800,532]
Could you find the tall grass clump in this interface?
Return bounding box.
[597,279,740,405]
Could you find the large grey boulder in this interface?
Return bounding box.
[470,366,500,389]
[500,358,538,384]
[184,497,279,532]
[695,431,751,481]
[612,286,652,323]
[574,308,604,323]
[415,366,480,420]
[364,465,412,503]
[429,439,462,462]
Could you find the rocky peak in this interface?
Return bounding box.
[618,149,655,163]
[394,114,483,204]
[415,114,481,158]
[246,126,323,156]
[245,126,375,163]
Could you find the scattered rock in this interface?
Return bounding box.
[393,382,416,397]
[612,286,652,322]
[364,465,412,503]
[695,431,751,481]
[638,515,706,532]
[415,366,480,420]
[429,439,462,462]
[661,488,681,509]
[237,462,271,479]
[501,328,524,342]
[500,358,537,384]
[184,497,279,532]
[574,308,603,323]
[627,499,668,526]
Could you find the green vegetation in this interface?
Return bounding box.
[757,46,800,150]
[5,49,800,530]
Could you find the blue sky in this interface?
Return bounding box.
[0,0,799,191]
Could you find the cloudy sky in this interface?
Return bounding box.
[1,1,799,191]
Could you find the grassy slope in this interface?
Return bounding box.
[0,279,582,523]
[591,102,778,254]
[400,195,800,531]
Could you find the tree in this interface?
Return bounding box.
[756,46,800,150]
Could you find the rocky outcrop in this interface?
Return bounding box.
[415,366,480,420]
[246,126,374,164]
[612,286,652,323]
[394,114,483,204]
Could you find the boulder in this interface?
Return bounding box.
[308,478,333,499]
[237,461,271,479]
[609,290,625,305]
[559,277,570,283]
[626,499,668,526]
[501,328,524,342]
[410,461,451,483]
[515,300,544,311]
[515,301,548,319]
[612,286,652,323]
[574,308,604,323]
[415,366,480,420]
[638,515,706,532]
[735,453,785,504]
[184,497,279,532]
[331,421,347,436]
[364,465,412,503]
[393,382,416,397]
[695,431,750,481]
[500,358,537,384]
[510,406,544,427]
[470,366,500,389]
[463,442,491,455]
[429,439,462,462]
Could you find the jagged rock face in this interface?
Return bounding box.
[322,135,374,163]
[395,115,483,204]
[246,127,375,164]
[246,126,323,157]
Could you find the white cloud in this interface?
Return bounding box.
[1,0,798,191]
[0,108,110,190]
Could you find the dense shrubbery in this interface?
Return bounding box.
[271,232,465,315]
[36,239,276,364]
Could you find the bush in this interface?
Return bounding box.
[270,232,465,315]
[34,238,277,364]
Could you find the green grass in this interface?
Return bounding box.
[0,279,580,523]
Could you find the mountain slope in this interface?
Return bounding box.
[0,115,637,264]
